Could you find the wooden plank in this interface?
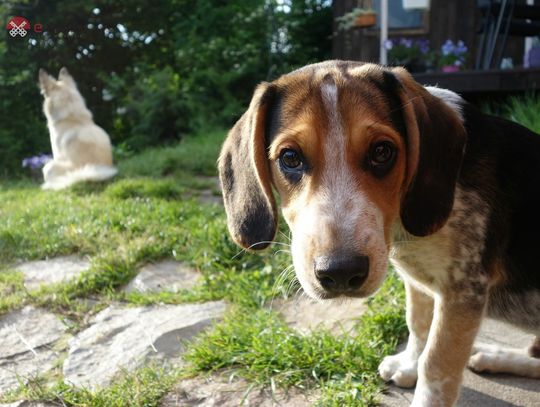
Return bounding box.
[413,68,540,93]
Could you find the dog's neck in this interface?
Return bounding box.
[44,105,93,126]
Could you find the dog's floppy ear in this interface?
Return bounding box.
[58,67,76,88]
[38,68,56,95]
[218,82,277,250]
[392,68,466,237]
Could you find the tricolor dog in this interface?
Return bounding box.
[218,61,540,406]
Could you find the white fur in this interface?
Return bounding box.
[42,164,118,190]
[469,343,540,378]
[425,86,464,121]
[379,348,419,388]
[39,68,117,190]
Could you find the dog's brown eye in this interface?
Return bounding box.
[370,141,395,165]
[368,141,396,177]
[280,149,302,170]
[279,148,305,182]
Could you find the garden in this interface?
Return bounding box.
[2,1,540,406]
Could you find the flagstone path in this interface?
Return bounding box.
[1,257,538,406]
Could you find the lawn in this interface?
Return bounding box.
[0,127,406,406]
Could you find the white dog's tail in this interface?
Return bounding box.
[42,164,118,190]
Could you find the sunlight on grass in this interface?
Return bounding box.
[185,273,406,406]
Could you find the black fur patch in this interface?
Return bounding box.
[460,103,540,293]
[400,91,466,237]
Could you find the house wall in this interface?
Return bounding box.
[332,0,526,69]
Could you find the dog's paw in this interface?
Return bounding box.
[378,351,418,388]
[468,344,540,377]
[468,351,493,373]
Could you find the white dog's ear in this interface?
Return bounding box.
[38,68,56,95]
[59,67,76,87]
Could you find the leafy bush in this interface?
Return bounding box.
[106,66,187,149]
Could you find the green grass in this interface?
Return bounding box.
[3,365,180,407]
[118,128,224,180]
[0,128,409,405]
[185,273,406,406]
[483,93,540,133]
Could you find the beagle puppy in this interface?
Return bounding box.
[218,61,540,406]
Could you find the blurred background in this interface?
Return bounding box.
[0,0,333,177]
[2,0,540,177]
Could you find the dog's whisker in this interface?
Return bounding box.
[230,240,291,260]
[279,230,292,243]
[269,264,297,307]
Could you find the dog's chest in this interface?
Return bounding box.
[390,187,490,295]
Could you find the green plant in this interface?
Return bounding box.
[437,39,468,68]
[336,7,376,31]
[385,38,432,70]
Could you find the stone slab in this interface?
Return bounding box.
[15,256,90,290]
[124,260,200,293]
[0,306,66,394]
[63,301,226,389]
[161,373,318,407]
[270,295,367,335]
[379,318,540,407]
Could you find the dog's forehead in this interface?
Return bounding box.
[268,61,407,138]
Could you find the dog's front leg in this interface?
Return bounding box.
[379,280,433,387]
[411,294,485,407]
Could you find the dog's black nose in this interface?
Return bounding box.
[314,255,369,292]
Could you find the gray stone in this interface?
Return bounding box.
[63,301,226,389]
[0,306,66,394]
[270,295,367,334]
[161,373,318,407]
[124,260,200,293]
[0,348,59,395]
[198,189,223,206]
[196,176,222,205]
[379,318,540,407]
[15,256,90,290]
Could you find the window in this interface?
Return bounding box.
[372,0,427,30]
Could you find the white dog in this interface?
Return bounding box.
[38,67,117,190]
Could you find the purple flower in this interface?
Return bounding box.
[417,39,430,54]
[399,38,413,48]
[455,40,467,55]
[439,39,468,67]
[384,39,394,50]
[442,39,454,56]
[22,153,52,170]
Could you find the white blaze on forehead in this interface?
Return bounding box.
[320,78,350,187]
[319,78,361,240]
